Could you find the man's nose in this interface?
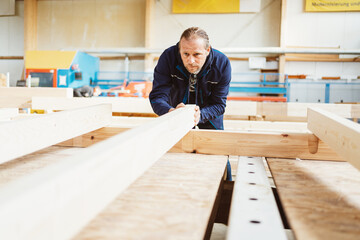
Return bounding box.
[188,56,195,64]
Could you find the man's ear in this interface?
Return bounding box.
[206,45,211,55]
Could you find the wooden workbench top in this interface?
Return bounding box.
[267,158,360,240]
[74,153,228,240]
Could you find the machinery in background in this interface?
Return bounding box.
[25,50,99,89]
[93,71,153,98]
[24,51,152,98]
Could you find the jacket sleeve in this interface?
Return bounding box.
[199,58,231,123]
[149,52,174,116]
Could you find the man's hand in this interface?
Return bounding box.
[169,103,200,126]
[168,103,185,112]
[194,105,200,126]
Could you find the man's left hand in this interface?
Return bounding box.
[194,106,200,126]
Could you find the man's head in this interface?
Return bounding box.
[179,27,211,74]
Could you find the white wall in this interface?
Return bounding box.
[152,0,280,49]
[0,1,24,86]
[284,0,360,80]
[0,0,359,88]
[286,1,360,49]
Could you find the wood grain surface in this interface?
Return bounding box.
[74,153,227,240]
[268,158,360,240]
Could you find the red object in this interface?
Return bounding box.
[26,69,57,87]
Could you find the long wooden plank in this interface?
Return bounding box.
[0,108,18,120]
[64,117,309,149]
[0,146,87,187]
[268,158,360,240]
[109,117,309,133]
[0,104,112,164]
[0,96,32,108]
[308,107,360,170]
[170,130,343,161]
[31,97,360,119]
[224,120,308,132]
[0,105,195,240]
[58,127,342,161]
[227,157,286,239]
[74,153,227,240]
[0,87,73,98]
[225,101,360,119]
[0,87,73,108]
[32,96,153,113]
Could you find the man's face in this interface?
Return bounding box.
[179,37,210,74]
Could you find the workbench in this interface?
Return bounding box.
[0,89,359,239]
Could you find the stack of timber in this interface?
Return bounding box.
[0,87,73,108]
[0,89,359,239]
[31,96,360,121]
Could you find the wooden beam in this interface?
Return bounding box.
[0,56,24,60]
[227,157,286,239]
[31,97,153,113]
[170,130,343,161]
[0,87,73,108]
[74,153,227,239]
[144,0,155,72]
[24,0,37,52]
[224,120,308,132]
[307,107,360,170]
[0,87,73,98]
[31,98,360,120]
[58,125,342,161]
[280,0,287,49]
[0,104,112,164]
[278,0,287,83]
[55,120,309,148]
[0,96,32,108]
[0,106,195,239]
[268,158,360,240]
[225,101,360,120]
[109,117,309,133]
[286,57,360,62]
[0,108,18,120]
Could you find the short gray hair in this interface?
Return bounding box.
[180,27,210,49]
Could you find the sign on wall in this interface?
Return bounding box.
[172,0,261,13]
[305,0,360,12]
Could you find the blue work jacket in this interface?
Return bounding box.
[149,43,231,130]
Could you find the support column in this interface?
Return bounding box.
[144,0,155,73]
[279,0,287,83]
[24,0,37,53]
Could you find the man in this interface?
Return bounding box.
[149,27,232,180]
[149,27,231,130]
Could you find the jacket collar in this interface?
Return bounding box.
[175,42,213,78]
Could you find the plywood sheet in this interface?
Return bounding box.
[75,153,227,240]
[0,145,85,187]
[267,158,360,240]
